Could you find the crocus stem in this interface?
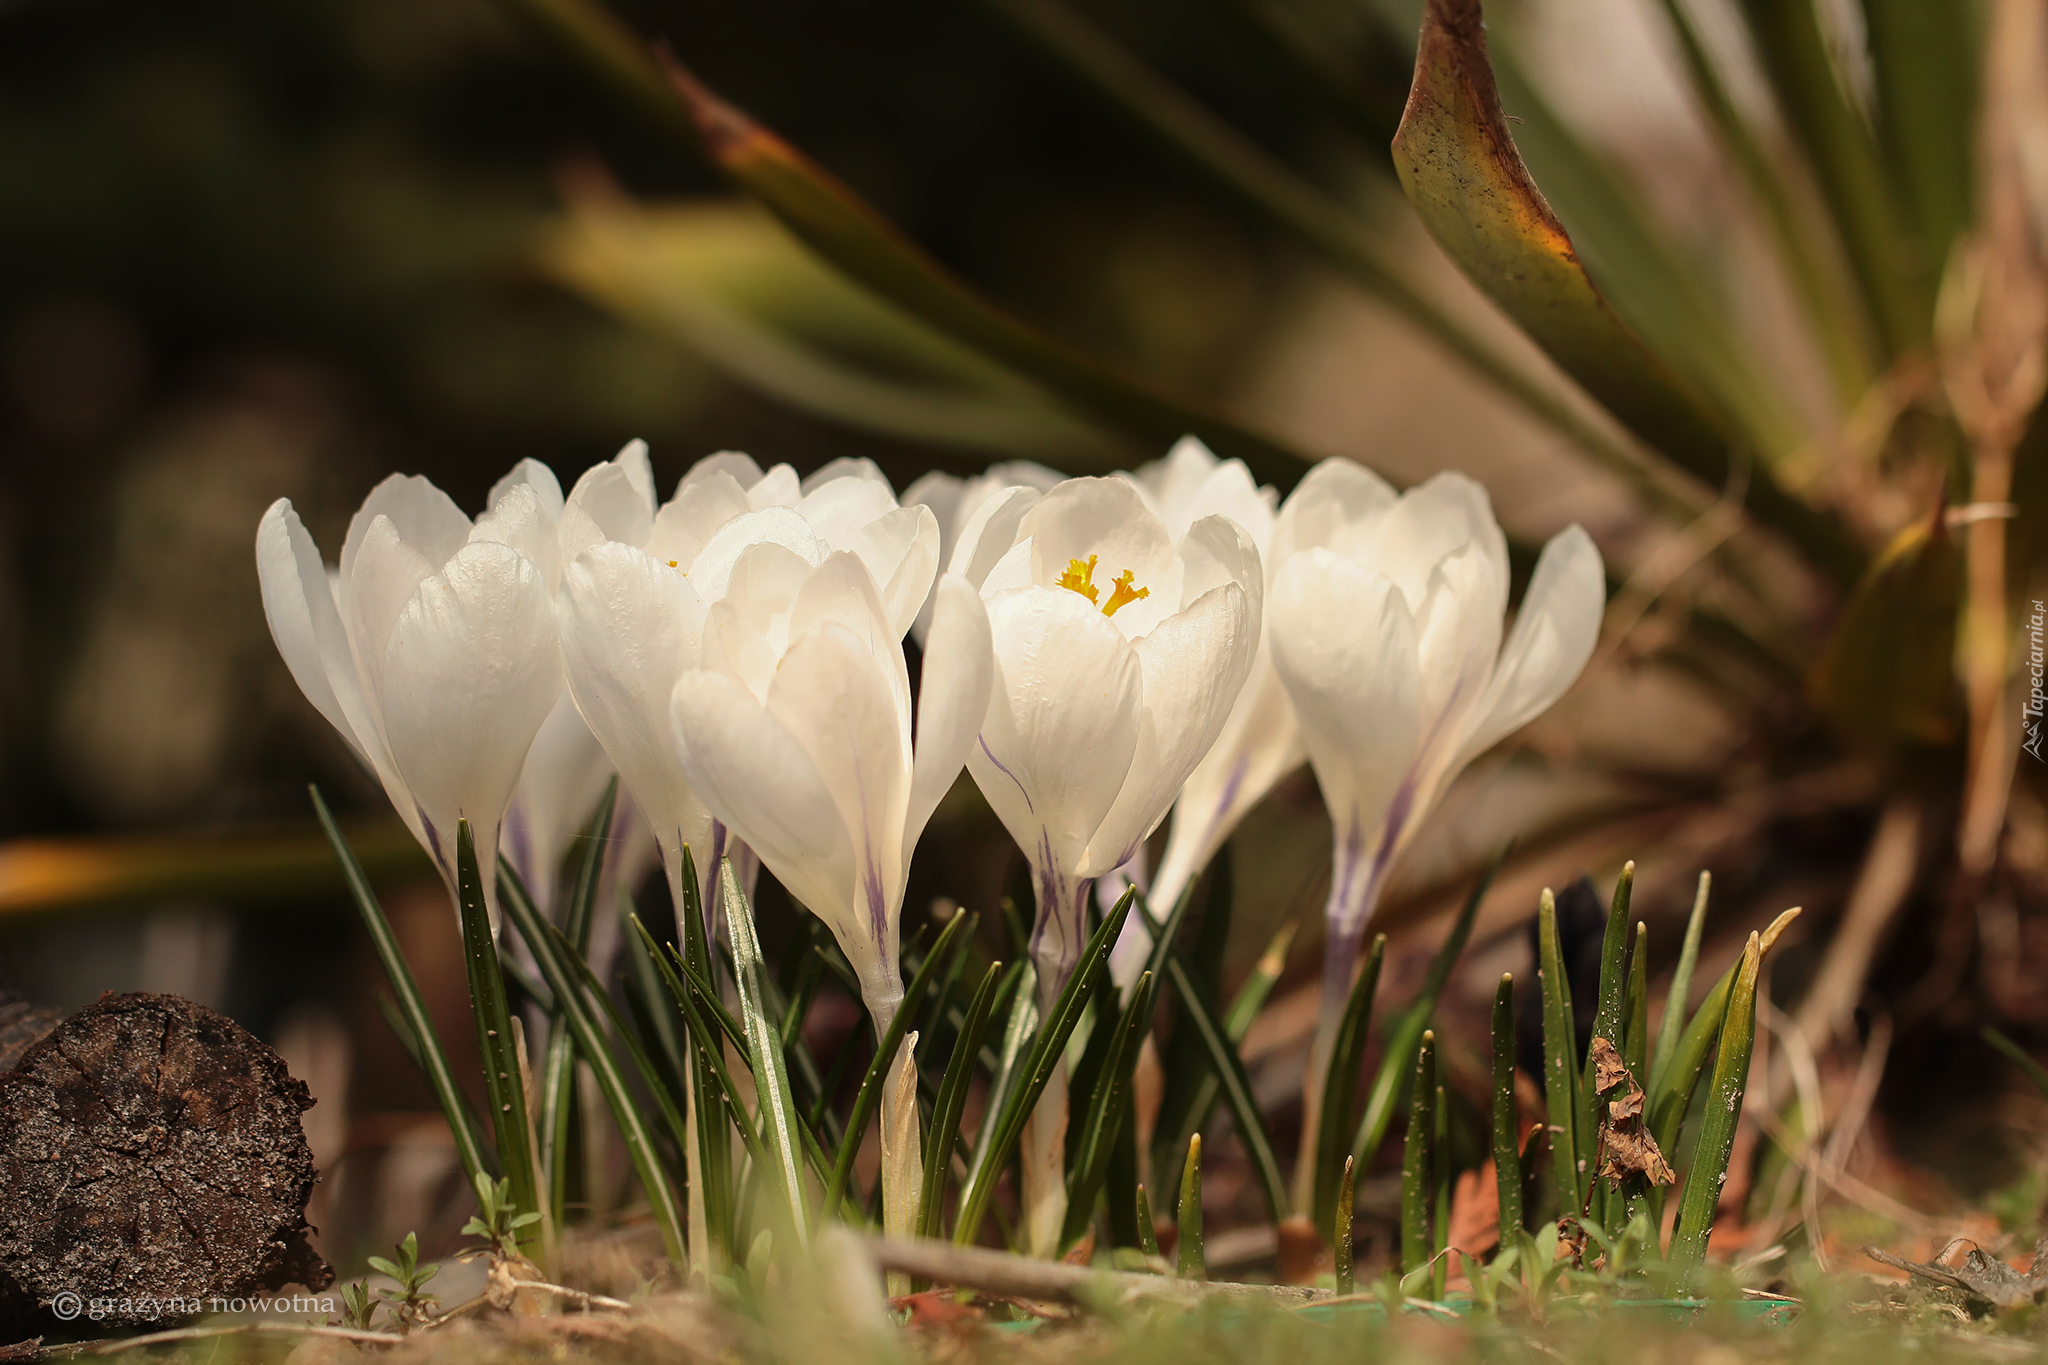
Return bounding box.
[1294,920,1364,1212]
[1022,862,1092,1256]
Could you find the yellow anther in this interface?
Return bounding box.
[667,560,679,568]
[1102,569,1150,617]
[1057,555,1100,605]
[1057,554,1149,618]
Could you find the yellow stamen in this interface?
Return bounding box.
[1102,569,1150,617]
[1057,555,1100,605]
[1057,553,1150,618]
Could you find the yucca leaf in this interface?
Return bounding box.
[826,907,973,1215]
[1732,0,1930,357]
[498,862,688,1267]
[919,961,1009,1239]
[1648,872,1711,1094]
[1667,931,1763,1285]
[1164,954,1290,1223]
[1490,972,1523,1245]
[1061,969,1159,1250]
[454,821,544,1255]
[953,891,1133,1244]
[1390,0,1863,585]
[311,787,491,1189]
[1399,1031,1436,1276]
[722,859,811,1245]
[1313,933,1386,1231]
[1537,888,1583,1215]
[1350,854,1495,1172]
[1177,1134,1205,1280]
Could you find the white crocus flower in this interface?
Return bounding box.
[256,466,565,926]
[672,549,987,1245]
[503,691,616,917]
[959,474,1261,1254]
[1266,457,1604,1200]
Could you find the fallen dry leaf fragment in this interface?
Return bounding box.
[1587,1037,1676,1187]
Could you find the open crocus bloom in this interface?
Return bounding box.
[555,448,941,921]
[902,460,1064,642]
[256,465,566,924]
[959,474,1260,1254]
[1108,437,1304,986]
[671,543,984,1245]
[1266,457,1603,1193]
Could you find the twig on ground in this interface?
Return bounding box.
[861,1235,1328,1306]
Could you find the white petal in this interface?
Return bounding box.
[564,459,656,552]
[503,690,614,910]
[672,668,855,942]
[488,458,565,519]
[557,542,710,853]
[798,475,901,554]
[1021,477,1177,592]
[679,450,765,496]
[689,505,829,599]
[1455,524,1605,765]
[1364,472,1507,609]
[1177,512,1264,633]
[1407,540,1505,743]
[1129,436,1220,523]
[905,575,995,862]
[748,463,802,508]
[968,587,1143,876]
[614,437,657,510]
[1085,580,1256,873]
[647,469,751,570]
[341,472,470,580]
[256,500,388,782]
[344,516,438,713]
[949,485,1039,587]
[788,551,909,733]
[470,480,561,593]
[801,455,895,496]
[851,504,940,641]
[1268,551,1421,857]
[705,541,826,698]
[1270,457,1397,570]
[380,539,564,889]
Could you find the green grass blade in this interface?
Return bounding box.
[919,961,1008,1239]
[542,781,619,1230]
[1061,970,1159,1251]
[1624,921,1650,1083]
[1177,1135,1205,1280]
[311,786,491,1189]
[1432,1082,1449,1300]
[1648,872,1711,1094]
[1982,1026,2048,1101]
[497,853,687,1267]
[1135,1182,1160,1258]
[1667,931,1764,1286]
[455,821,543,1254]
[953,891,1133,1244]
[1537,888,1584,1216]
[1490,972,1523,1245]
[1585,863,1635,1095]
[1164,954,1289,1223]
[1350,855,1497,1172]
[963,964,1037,1206]
[826,907,972,1214]
[721,858,811,1245]
[1334,1155,1356,1296]
[1400,1031,1436,1276]
[1314,933,1386,1231]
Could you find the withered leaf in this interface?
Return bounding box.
[1608,1089,1645,1122]
[1598,1123,1675,1186]
[1590,1036,1629,1094]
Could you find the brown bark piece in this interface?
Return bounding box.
[0,992,332,1330]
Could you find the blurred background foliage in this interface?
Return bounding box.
[2,0,2044,1273]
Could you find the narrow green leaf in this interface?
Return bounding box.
[455,821,543,1255]
[1431,1082,1449,1300]
[1537,888,1584,1216]
[1400,1031,1436,1276]
[964,964,1038,1205]
[1863,0,1980,273]
[1667,931,1764,1286]
[1135,1182,1160,1258]
[1623,921,1650,1084]
[543,779,619,1230]
[1333,1155,1356,1297]
[827,907,973,1214]
[1647,905,1800,1156]
[722,858,811,1245]
[1177,1134,1205,1280]
[1350,854,1497,1172]
[1982,1025,2048,1101]
[311,786,490,1189]
[1061,970,1159,1250]
[919,962,1009,1239]
[1164,955,1290,1223]
[1314,933,1386,1231]
[953,891,1134,1244]
[1391,0,1863,585]
[1648,871,1711,1095]
[670,847,735,1257]
[497,856,687,1267]
[1490,973,1523,1246]
[1580,863,1635,1222]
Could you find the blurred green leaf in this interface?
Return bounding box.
[1667,929,1763,1286]
[1808,503,1962,746]
[1390,0,1864,584]
[543,193,1121,461]
[1313,932,1385,1232]
[1061,969,1157,1251]
[1489,973,1522,1247]
[723,858,811,1246]
[1165,954,1290,1225]
[1863,0,1980,278]
[1733,0,1931,357]
[919,961,1009,1239]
